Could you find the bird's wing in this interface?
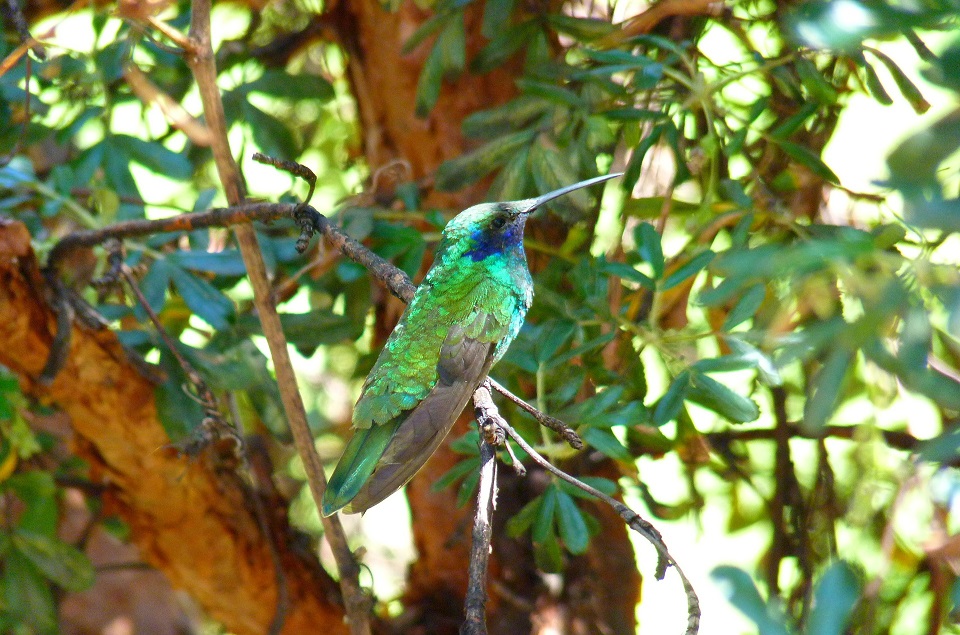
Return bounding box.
[341,313,499,514]
[321,416,403,517]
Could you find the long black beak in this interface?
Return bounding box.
[520,172,623,215]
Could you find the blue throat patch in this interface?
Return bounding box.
[464,223,522,262]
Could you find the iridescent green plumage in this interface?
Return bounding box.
[321,174,621,516]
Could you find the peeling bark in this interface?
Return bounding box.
[0,219,348,635]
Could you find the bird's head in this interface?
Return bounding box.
[441,173,622,262]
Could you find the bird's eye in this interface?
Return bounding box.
[491,215,507,230]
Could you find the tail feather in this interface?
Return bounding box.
[321,419,402,517]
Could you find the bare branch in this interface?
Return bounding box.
[123,64,212,146]
[488,378,583,450]
[497,419,701,635]
[183,3,371,632]
[461,384,501,635]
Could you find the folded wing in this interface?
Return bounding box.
[339,318,498,514]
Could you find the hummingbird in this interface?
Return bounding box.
[321,173,622,516]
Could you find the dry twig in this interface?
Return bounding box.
[184,3,371,632]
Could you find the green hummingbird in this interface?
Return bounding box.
[321,173,622,516]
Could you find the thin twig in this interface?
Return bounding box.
[38,269,74,384]
[488,378,583,450]
[2,0,45,59]
[253,152,317,205]
[117,257,240,457]
[183,3,371,633]
[498,419,701,635]
[123,64,212,146]
[43,200,414,309]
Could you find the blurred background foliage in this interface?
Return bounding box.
[1,0,960,633]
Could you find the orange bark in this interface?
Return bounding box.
[0,219,347,635]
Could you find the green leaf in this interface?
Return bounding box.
[534,531,565,573]
[600,257,656,290]
[434,129,535,191]
[155,352,204,440]
[529,142,595,221]
[898,307,931,372]
[867,48,929,114]
[662,250,714,290]
[170,249,247,276]
[242,102,299,158]
[402,12,449,54]
[12,531,95,592]
[506,497,542,537]
[687,372,760,423]
[516,79,586,109]
[245,69,334,103]
[712,566,791,635]
[918,421,960,463]
[808,561,862,635]
[770,101,819,139]
[547,331,617,369]
[462,95,551,139]
[133,259,171,323]
[432,456,480,493]
[555,489,589,554]
[803,347,853,432]
[102,141,141,198]
[727,338,782,386]
[634,222,664,278]
[795,57,838,105]
[116,135,192,179]
[545,14,614,41]
[693,355,757,374]
[168,265,235,330]
[886,110,960,188]
[482,0,515,38]
[722,284,766,331]
[456,469,481,507]
[653,370,689,426]
[5,472,57,536]
[558,477,618,499]
[532,486,558,543]
[534,320,577,364]
[777,140,839,184]
[922,40,960,92]
[437,15,466,78]
[582,427,632,461]
[600,108,666,122]
[488,146,532,202]
[860,57,893,105]
[471,21,538,73]
[4,549,56,634]
[623,123,663,191]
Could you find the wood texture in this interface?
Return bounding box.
[0,219,347,635]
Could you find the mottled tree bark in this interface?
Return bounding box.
[0,219,348,635]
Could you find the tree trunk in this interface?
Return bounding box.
[0,219,349,635]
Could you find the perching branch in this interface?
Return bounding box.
[463,378,698,635]
[498,418,701,635]
[461,384,501,635]
[488,378,583,450]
